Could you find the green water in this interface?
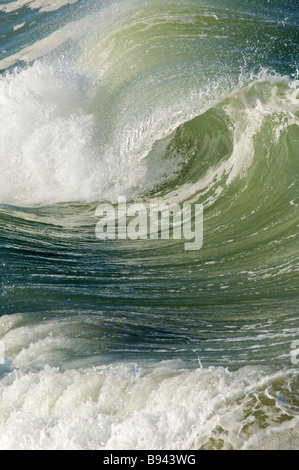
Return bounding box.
[0,0,298,450]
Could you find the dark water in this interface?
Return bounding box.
[0,0,298,450]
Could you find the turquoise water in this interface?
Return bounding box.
[0,0,298,450]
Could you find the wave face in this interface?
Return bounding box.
[0,0,299,450]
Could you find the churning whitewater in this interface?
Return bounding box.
[0,0,299,450]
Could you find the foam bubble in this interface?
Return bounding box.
[0,358,297,450]
[0,314,297,450]
[0,62,108,205]
[0,0,79,14]
[0,62,297,208]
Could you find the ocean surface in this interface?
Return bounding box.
[0,0,298,450]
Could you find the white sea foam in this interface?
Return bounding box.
[0,59,297,208]
[13,22,26,31]
[0,357,297,450]
[0,0,298,452]
[0,313,297,450]
[0,2,127,71]
[0,62,106,205]
[0,0,79,14]
[1,0,298,208]
[0,14,88,71]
